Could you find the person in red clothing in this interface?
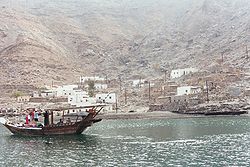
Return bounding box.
[31,109,35,121]
[25,114,29,124]
[88,108,96,114]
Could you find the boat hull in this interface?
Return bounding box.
[4,114,102,136]
[4,124,43,136]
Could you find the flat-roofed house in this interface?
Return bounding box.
[171,68,198,79]
[177,86,201,96]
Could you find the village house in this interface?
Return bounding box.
[28,85,79,103]
[131,79,156,89]
[32,91,40,98]
[26,82,118,112]
[162,81,179,96]
[177,86,202,96]
[96,93,117,104]
[96,93,117,112]
[40,85,79,97]
[40,90,56,98]
[95,83,108,90]
[170,68,198,79]
[80,76,105,84]
[68,90,96,107]
[17,95,31,103]
[68,91,117,111]
[55,85,78,97]
[131,79,146,88]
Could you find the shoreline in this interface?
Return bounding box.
[96,111,250,120]
[1,111,249,121]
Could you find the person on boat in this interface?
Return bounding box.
[57,119,63,125]
[36,122,43,128]
[66,118,71,123]
[31,110,35,121]
[30,120,36,127]
[25,114,29,124]
[28,114,31,122]
[44,111,49,126]
[34,111,39,122]
[89,108,95,114]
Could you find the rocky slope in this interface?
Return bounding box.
[0,0,249,94]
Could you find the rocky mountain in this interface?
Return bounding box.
[0,0,249,91]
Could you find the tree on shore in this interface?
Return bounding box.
[12,91,23,99]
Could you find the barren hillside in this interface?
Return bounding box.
[0,0,249,93]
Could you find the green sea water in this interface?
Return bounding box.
[1,116,250,166]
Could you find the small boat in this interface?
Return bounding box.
[0,105,104,136]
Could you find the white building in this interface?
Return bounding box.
[171,68,198,79]
[55,85,78,97]
[32,91,40,98]
[40,90,57,98]
[80,76,105,84]
[68,90,96,107]
[36,85,79,98]
[177,86,201,96]
[96,93,117,104]
[17,96,31,103]
[95,83,108,90]
[132,79,146,87]
[68,91,117,107]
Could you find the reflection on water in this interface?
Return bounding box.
[1,117,250,166]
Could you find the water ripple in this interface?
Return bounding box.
[1,117,250,166]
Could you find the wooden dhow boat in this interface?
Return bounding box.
[0,105,104,136]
